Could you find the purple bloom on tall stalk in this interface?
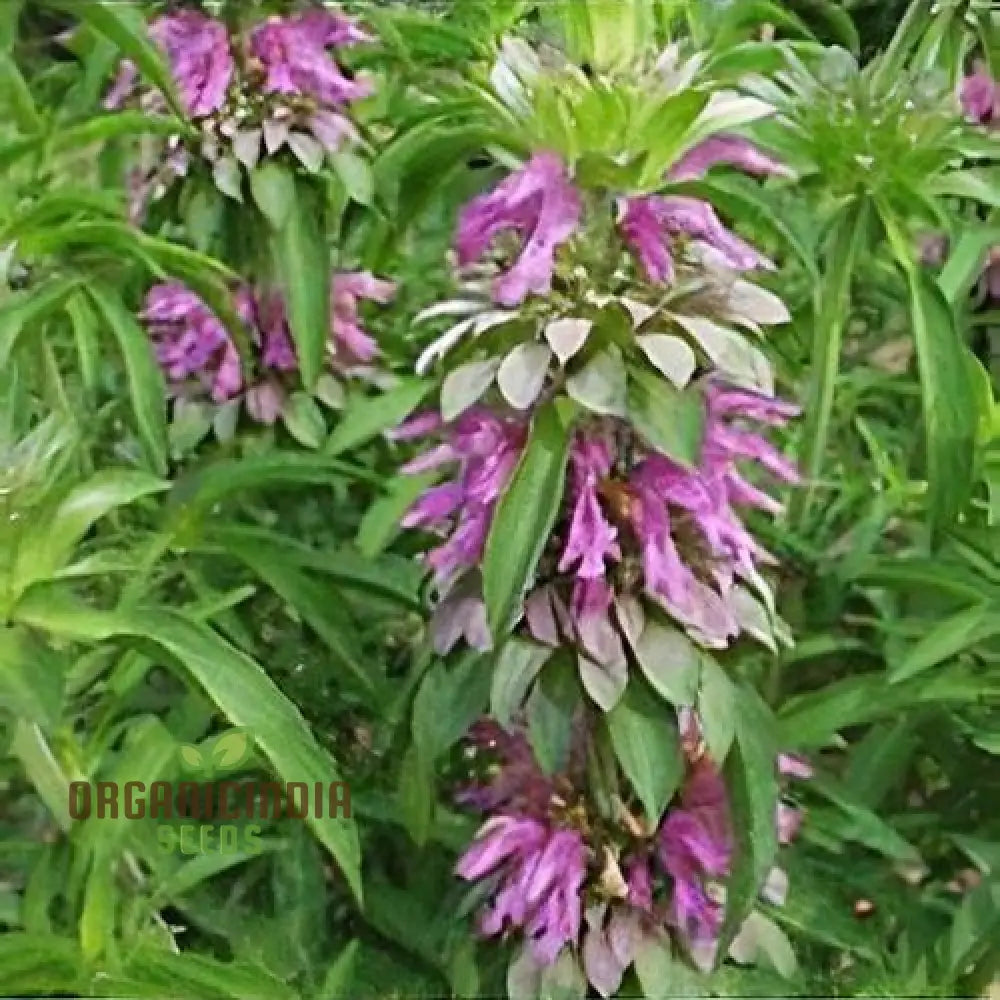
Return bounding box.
[457,815,587,965]
[106,11,233,118]
[621,195,771,285]
[250,10,372,106]
[455,152,581,306]
[400,408,527,588]
[669,135,791,183]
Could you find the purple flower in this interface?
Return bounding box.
[107,12,233,119]
[330,272,395,366]
[250,12,372,106]
[256,294,299,372]
[961,65,999,125]
[669,135,790,183]
[558,434,619,580]
[621,195,769,285]
[658,759,732,963]
[457,815,587,965]
[400,408,527,588]
[142,282,242,402]
[455,152,581,306]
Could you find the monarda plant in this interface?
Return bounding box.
[390,30,809,997]
[105,3,393,445]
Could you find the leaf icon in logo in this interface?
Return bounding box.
[211,729,252,771]
[179,744,205,772]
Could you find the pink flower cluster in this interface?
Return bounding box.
[142,272,392,421]
[397,385,797,654]
[455,136,784,305]
[106,6,370,195]
[454,716,811,989]
[108,8,370,120]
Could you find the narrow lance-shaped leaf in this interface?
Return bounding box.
[273,178,330,389]
[86,283,168,476]
[717,685,779,962]
[881,206,977,535]
[606,675,684,825]
[43,0,186,119]
[483,399,573,638]
[791,199,868,526]
[13,595,363,905]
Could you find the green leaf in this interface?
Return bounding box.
[778,668,994,748]
[281,391,327,449]
[317,940,360,1000]
[121,943,299,1000]
[412,652,491,762]
[626,365,704,467]
[0,276,81,367]
[719,686,779,961]
[167,452,377,525]
[632,616,701,706]
[483,401,572,637]
[881,209,977,534]
[491,637,552,727]
[0,933,84,995]
[791,200,867,525]
[44,0,186,118]
[86,283,168,475]
[809,774,920,862]
[607,676,683,824]
[273,179,329,388]
[208,527,378,697]
[939,225,1000,305]
[0,627,64,730]
[949,878,1000,975]
[698,655,737,765]
[928,168,1000,208]
[16,469,167,589]
[527,650,578,775]
[891,603,1000,681]
[326,379,428,456]
[357,470,436,558]
[15,598,364,905]
[250,162,296,230]
[331,149,374,206]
